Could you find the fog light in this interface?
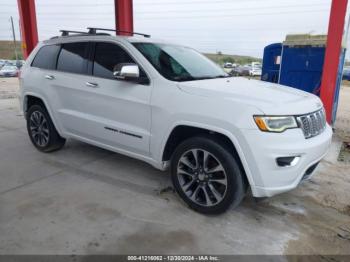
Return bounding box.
[276,156,300,167]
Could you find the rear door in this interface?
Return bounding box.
[25,44,60,115]
[46,42,94,138]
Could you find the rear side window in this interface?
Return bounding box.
[57,42,89,74]
[31,45,60,70]
[93,42,135,79]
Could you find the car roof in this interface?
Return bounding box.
[43,34,172,46]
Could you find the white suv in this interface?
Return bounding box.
[19,29,332,214]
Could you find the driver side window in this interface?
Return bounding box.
[93,42,146,80]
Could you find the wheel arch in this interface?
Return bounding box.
[23,93,64,137]
[161,123,255,188]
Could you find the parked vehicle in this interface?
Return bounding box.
[229,67,239,76]
[223,62,233,68]
[230,65,250,76]
[229,66,241,76]
[250,62,262,76]
[19,28,332,214]
[5,60,17,66]
[0,65,18,77]
[0,59,6,69]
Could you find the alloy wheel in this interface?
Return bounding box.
[29,111,50,147]
[177,149,228,206]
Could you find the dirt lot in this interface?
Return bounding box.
[0,78,19,99]
[0,78,349,255]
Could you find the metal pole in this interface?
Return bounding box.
[17,0,39,58]
[320,0,348,124]
[115,0,134,36]
[10,16,18,62]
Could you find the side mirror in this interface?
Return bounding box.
[113,63,140,80]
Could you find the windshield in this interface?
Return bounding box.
[133,43,228,82]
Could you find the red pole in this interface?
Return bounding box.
[320,0,348,123]
[17,0,39,59]
[115,0,134,36]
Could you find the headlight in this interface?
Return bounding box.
[254,116,298,132]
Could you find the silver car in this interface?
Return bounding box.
[0,65,18,77]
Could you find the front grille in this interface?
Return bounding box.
[297,109,326,139]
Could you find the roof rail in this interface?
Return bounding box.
[57,30,111,38]
[87,27,151,38]
[60,30,89,36]
[56,28,147,38]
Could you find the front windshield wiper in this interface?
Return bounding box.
[213,75,231,79]
[174,75,196,82]
[174,75,231,82]
[194,75,231,80]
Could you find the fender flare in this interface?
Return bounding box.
[23,92,64,137]
[159,121,256,188]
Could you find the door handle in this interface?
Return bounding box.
[45,75,55,80]
[86,82,99,88]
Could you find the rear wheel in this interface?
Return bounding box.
[27,104,66,152]
[171,136,246,214]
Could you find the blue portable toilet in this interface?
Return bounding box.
[279,34,328,95]
[261,34,346,124]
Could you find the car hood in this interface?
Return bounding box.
[177,77,323,115]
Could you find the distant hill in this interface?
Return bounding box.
[0,41,23,60]
[204,53,261,65]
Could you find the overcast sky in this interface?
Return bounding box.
[1,0,350,58]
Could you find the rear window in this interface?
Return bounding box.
[57,42,89,74]
[31,45,60,70]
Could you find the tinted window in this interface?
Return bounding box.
[32,45,60,70]
[57,42,88,74]
[93,42,136,79]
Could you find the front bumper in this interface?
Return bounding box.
[239,125,333,197]
[0,73,17,77]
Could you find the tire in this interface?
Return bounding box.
[171,136,246,215]
[26,104,66,152]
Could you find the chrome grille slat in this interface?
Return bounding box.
[310,115,316,135]
[316,111,322,131]
[315,112,320,131]
[297,109,326,139]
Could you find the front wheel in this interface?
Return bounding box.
[171,136,246,214]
